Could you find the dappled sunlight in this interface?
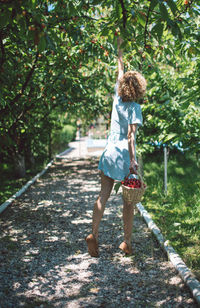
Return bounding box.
[0,157,196,307]
[71,217,92,225]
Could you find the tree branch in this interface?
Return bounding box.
[8,87,35,130]
[12,51,39,103]
[144,2,152,50]
[0,31,6,70]
[138,2,152,70]
[0,51,39,117]
[175,0,195,20]
[118,0,127,29]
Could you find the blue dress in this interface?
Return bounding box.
[98,83,143,181]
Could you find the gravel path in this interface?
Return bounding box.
[0,142,198,307]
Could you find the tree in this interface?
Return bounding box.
[0,0,199,177]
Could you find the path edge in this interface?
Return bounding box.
[1,152,200,305]
[0,159,55,215]
[136,202,200,306]
[0,146,76,215]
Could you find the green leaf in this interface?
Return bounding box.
[163,133,177,142]
[69,2,76,16]
[116,1,122,19]
[137,12,146,27]
[100,27,109,36]
[152,22,164,40]
[38,36,46,52]
[114,182,121,194]
[171,23,182,39]
[181,101,190,109]
[167,0,177,16]
[31,0,36,8]
[159,3,169,21]
[150,0,158,11]
[0,10,11,28]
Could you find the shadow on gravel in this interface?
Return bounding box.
[0,157,197,307]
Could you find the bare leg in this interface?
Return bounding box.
[119,200,134,254]
[86,172,114,257]
[123,201,134,245]
[92,172,114,240]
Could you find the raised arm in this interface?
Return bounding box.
[117,36,124,81]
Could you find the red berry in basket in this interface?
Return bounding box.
[122,177,145,188]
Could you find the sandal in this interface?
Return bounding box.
[85,234,99,257]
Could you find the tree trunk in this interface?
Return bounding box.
[48,130,52,160]
[14,153,26,178]
[25,140,35,168]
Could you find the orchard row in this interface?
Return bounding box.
[0,0,199,177]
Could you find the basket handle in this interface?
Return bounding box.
[124,171,145,189]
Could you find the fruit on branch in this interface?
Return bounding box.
[29,26,36,31]
[139,11,146,18]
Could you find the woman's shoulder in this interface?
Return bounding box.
[134,102,141,108]
[128,102,142,115]
[127,101,141,108]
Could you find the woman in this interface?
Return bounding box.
[86,37,147,257]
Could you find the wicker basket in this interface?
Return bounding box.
[122,173,146,205]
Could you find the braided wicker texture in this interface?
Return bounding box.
[122,172,146,205]
[122,184,146,204]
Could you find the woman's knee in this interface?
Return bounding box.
[101,172,114,190]
[98,189,111,205]
[99,174,113,202]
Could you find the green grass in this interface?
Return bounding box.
[142,150,200,279]
[0,161,47,205]
[1,148,199,280]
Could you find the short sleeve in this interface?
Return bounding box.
[128,103,143,126]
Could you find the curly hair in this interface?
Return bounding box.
[118,71,147,102]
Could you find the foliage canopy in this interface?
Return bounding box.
[0,0,199,175]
